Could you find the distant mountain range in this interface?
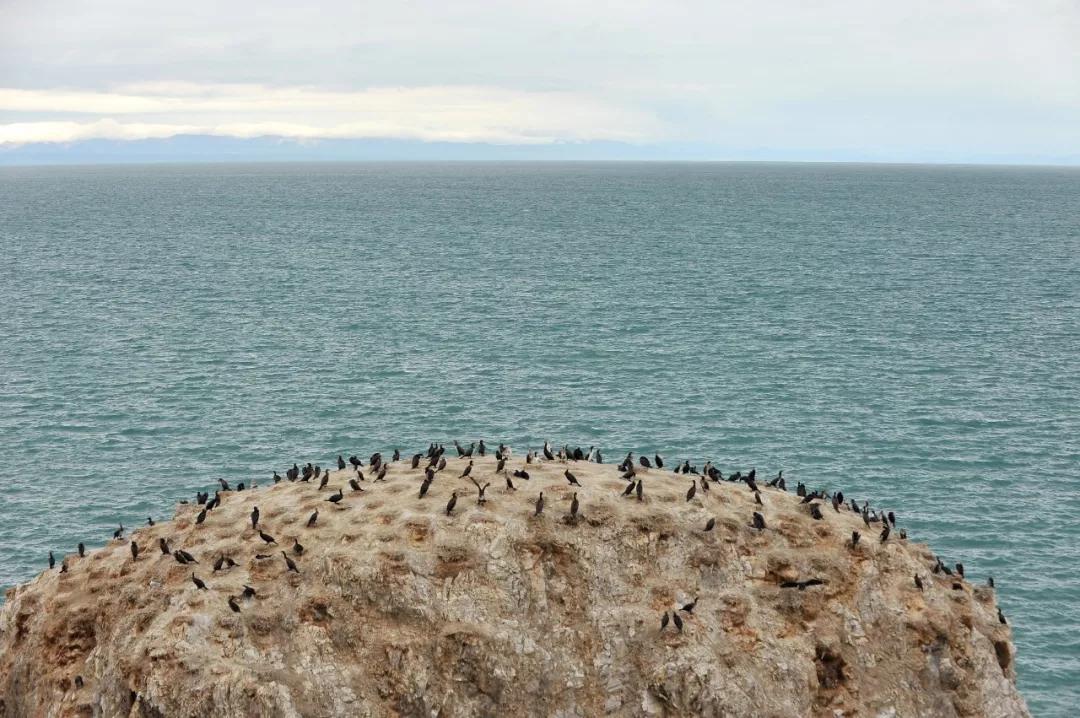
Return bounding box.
[1,135,1077,166]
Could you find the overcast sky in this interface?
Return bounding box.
[2,0,1079,162]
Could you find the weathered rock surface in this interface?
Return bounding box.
[1,453,1029,717]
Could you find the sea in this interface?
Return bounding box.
[0,162,1076,715]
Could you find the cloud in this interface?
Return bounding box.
[0,84,661,145]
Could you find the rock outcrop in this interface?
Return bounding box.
[0,451,1029,717]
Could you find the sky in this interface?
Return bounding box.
[1,0,1079,164]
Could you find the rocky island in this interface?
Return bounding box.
[0,446,1029,717]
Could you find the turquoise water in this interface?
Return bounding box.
[1,162,1077,714]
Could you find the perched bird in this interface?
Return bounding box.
[113,524,124,539]
[914,574,924,591]
[241,585,257,600]
[282,552,300,573]
[513,469,531,480]
[752,512,766,530]
[48,551,55,569]
[228,596,241,613]
[988,576,995,589]
[672,612,684,632]
[419,478,432,498]
[660,612,669,631]
[640,456,652,469]
[306,510,318,528]
[505,475,516,491]
[851,530,861,548]
[998,608,1007,625]
[338,455,346,470]
[250,506,259,530]
[955,563,965,578]
[196,509,207,525]
[159,538,170,555]
[459,461,473,479]
[654,454,663,469]
[879,524,891,543]
[570,492,580,518]
[809,504,824,521]
[681,597,698,613]
[704,517,716,532]
[327,488,344,504]
[178,549,198,564]
[621,481,635,497]
[754,491,763,506]
[147,517,155,526]
[565,470,580,487]
[78,542,85,558]
[349,478,364,492]
[686,481,696,502]
[259,531,276,545]
[636,479,643,502]
[74,676,83,688]
[535,492,545,516]
[218,478,230,492]
[411,453,422,469]
[293,538,304,556]
[470,478,490,504]
[272,472,282,484]
[130,541,139,561]
[318,472,329,490]
[446,491,458,516]
[191,573,208,590]
[780,578,825,590]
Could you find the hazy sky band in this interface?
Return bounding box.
[2,0,1078,161]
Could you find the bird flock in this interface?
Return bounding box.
[42,438,1007,641]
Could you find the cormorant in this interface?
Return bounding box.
[704,517,716,532]
[196,509,207,525]
[392,449,400,462]
[672,612,684,632]
[147,517,155,526]
[470,478,490,504]
[349,478,364,492]
[307,510,318,527]
[459,461,473,479]
[191,573,208,590]
[113,524,124,539]
[681,597,698,613]
[78,542,85,557]
[988,576,995,589]
[915,574,924,591]
[661,612,669,631]
[879,525,890,543]
[327,488,344,504]
[535,492,544,516]
[130,541,139,561]
[446,491,458,516]
[655,454,664,469]
[809,504,823,520]
[752,512,766,530]
[159,538,170,555]
[251,506,259,530]
[505,475,516,491]
[570,492,579,518]
[754,491,763,506]
[411,453,422,469]
[228,596,241,613]
[241,585,256,599]
[956,563,964,578]
[338,455,346,470]
[636,479,643,501]
[686,482,696,502]
[622,481,635,497]
[318,472,329,490]
[282,552,300,573]
[273,471,282,484]
[640,456,651,468]
[851,531,861,548]
[293,538,304,556]
[48,551,55,569]
[419,478,432,498]
[259,531,276,544]
[998,608,1007,625]
[565,470,580,486]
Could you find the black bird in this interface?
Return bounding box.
[218,478,231,491]
[700,476,710,493]
[355,468,365,482]
[411,453,422,469]
[681,597,698,613]
[213,555,227,572]
[78,542,85,558]
[686,482,696,502]
[809,504,823,521]
[282,551,300,573]
[178,549,198,564]
[259,531,276,545]
[640,456,651,469]
[147,517,155,526]
[392,449,400,462]
[48,551,55,569]
[565,470,580,486]
[228,596,241,613]
[437,457,447,471]
[419,478,432,498]
[470,478,490,504]
[113,524,124,539]
[998,608,1007,625]
[478,440,486,457]
[446,491,458,516]
[191,573,208,590]
[159,538,170,555]
[704,517,716,532]
[915,574,924,591]
[988,576,995,589]
[796,483,807,498]
[306,510,318,528]
[272,471,282,484]
[318,472,329,490]
[459,461,473,479]
[251,506,259,530]
[752,512,766,530]
[888,511,896,527]
[654,454,663,469]
[754,491,763,506]
[349,478,364,492]
[955,563,965,578]
[851,531,861,548]
[620,468,636,481]
[780,578,825,590]
[241,585,256,600]
[236,482,245,492]
[74,676,83,688]
[570,492,579,518]
[293,538,304,556]
[513,469,530,480]
[338,455,346,470]
[661,612,669,631]
[350,455,362,469]
[130,541,139,561]
[543,442,554,461]
[879,524,891,543]
[535,492,545,516]
[196,509,207,525]
[375,465,388,482]
[327,488,344,504]
[672,612,684,632]
[636,479,643,501]
[59,561,67,573]
[621,481,635,497]
[505,475,516,491]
